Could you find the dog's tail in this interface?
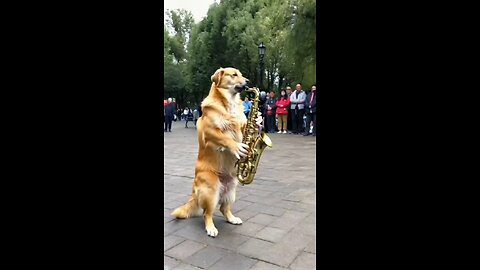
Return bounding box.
[171,193,201,219]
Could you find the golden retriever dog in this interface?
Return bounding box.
[171,67,262,237]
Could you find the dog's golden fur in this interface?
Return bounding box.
[171,67,251,237]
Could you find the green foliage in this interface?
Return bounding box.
[164,0,316,107]
[165,9,194,62]
[284,0,316,87]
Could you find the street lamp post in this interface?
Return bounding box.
[258,42,266,91]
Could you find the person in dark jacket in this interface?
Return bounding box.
[176,108,182,122]
[164,98,175,132]
[193,107,199,128]
[265,91,277,133]
[286,86,293,133]
[258,91,267,131]
[304,84,316,136]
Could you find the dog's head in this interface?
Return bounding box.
[211,67,249,95]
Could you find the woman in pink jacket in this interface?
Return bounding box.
[275,89,291,134]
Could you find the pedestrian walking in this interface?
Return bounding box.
[184,107,192,128]
[193,107,199,128]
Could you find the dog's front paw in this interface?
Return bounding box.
[206,225,218,237]
[231,142,249,160]
[227,216,243,225]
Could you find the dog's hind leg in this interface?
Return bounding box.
[199,189,219,237]
[220,186,243,225]
[197,172,220,237]
[220,201,243,225]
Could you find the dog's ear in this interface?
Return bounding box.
[211,68,224,86]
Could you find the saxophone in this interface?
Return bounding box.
[237,87,273,185]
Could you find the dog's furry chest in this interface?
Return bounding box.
[213,114,243,142]
[215,116,241,161]
[214,112,244,172]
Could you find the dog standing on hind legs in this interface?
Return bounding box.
[171,67,262,237]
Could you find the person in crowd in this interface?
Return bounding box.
[176,108,182,121]
[164,98,175,132]
[183,107,190,121]
[259,91,268,130]
[289,83,307,134]
[275,89,290,134]
[286,86,293,133]
[185,107,192,128]
[304,84,317,136]
[197,103,202,118]
[193,107,199,129]
[243,96,252,118]
[265,91,277,133]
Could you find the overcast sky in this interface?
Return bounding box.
[164,0,217,23]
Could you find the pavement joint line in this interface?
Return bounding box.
[287,251,305,269]
[242,256,286,269]
[164,239,188,252]
[164,254,184,265]
[164,173,192,179]
[250,236,275,244]
[165,172,275,183]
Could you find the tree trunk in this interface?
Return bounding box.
[278,75,284,92]
[266,70,269,91]
[245,48,253,84]
[269,69,275,92]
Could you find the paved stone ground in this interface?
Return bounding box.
[164,120,316,270]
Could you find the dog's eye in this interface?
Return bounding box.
[232,74,238,77]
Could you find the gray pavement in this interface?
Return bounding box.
[164,120,316,270]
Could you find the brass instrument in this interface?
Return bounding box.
[237,87,273,185]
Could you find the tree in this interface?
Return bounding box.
[164,0,317,103]
[165,9,194,62]
[164,10,196,107]
[284,0,316,87]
